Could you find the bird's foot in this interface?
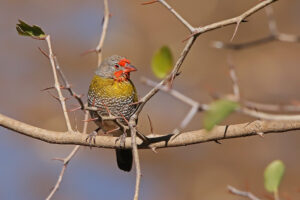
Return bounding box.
[115,132,127,148]
[85,127,100,148]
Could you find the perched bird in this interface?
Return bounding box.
[87,55,138,172]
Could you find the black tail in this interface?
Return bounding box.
[115,149,133,172]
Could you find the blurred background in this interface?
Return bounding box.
[1,0,300,199]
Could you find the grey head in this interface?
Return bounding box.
[95,55,137,79]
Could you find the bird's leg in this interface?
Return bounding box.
[85,127,101,147]
[114,120,129,149]
[115,130,127,149]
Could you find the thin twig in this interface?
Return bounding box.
[192,0,277,37]
[132,36,197,122]
[244,100,300,112]
[230,19,242,42]
[277,33,300,43]
[225,57,300,119]
[227,55,240,101]
[45,35,73,132]
[132,0,277,122]
[127,4,277,196]
[265,6,278,35]
[147,114,154,134]
[46,146,79,200]
[240,107,300,121]
[157,0,194,32]
[6,1,283,200]
[129,120,141,200]
[212,5,300,50]
[54,57,85,110]
[96,0,109,66]
[228,185,261,200]
[141,77,203,135]
[45,112,89,200]
[141,0,158,6]
[46,1,110,198]
[212,35,276,50]
[141,77,300,134]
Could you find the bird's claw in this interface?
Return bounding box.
[115,132,127,148]
[85,130,99,148]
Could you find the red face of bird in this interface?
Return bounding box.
[95,55,137,81]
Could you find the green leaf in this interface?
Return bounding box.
[264,160,285,193]
[203,99,239,131]
[151,46,173,79]
[16,20,46,38]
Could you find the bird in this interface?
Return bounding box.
[87,55,138,172]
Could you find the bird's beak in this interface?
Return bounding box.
[124,64,137,73]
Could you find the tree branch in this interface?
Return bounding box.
[157,0,194,32]
[129,120,141,200]
[244,100,300,112]
[212,5,300,50]
[45,36,73,132]
[134,0,278,122]
[45,0,111,198]
[96,0,109,66]
[45,111,88,200]
[192,0,277,37]
[141,77,204,135]
[46,145,80,200]
[1,112,300,149]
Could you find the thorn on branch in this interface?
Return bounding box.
[214,140,222,144]
[182,33,194,42]
[52,157,65,162]
[100,100,113,116]
[230,20,242,42]
[80,48,97,56]
[147,114,154,134]
[41,86,55,91]
[224,125,229,138]
[104,127,120,134]
[174,71,182,78]
[118,111,129,125]
[47,91,60,102]
[38,47,49,59]
[41,85,68,92]
[73,93,84,99]
[141,0,159,5]
[82,117,99,122]
[129,101,143,106]
[68,106,82,112]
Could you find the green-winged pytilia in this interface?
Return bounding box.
[87,55,138,172]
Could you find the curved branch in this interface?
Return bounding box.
[1,112,299,149]
[192,0,277,36]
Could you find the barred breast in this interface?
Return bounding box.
[87,75,138,131]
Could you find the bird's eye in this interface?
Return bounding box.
[115,65,120,69]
